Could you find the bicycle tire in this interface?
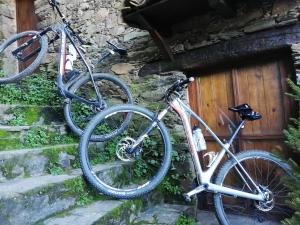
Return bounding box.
[214,150,292,225]
[78,104,172,199]
[64,73,133,141]
[0,31,48,84]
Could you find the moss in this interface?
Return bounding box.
[6,107,41,126]
[64,177,108,206]
[128,79,154,97]
[0,130,12,138]
[0,138,22,151]
[42,144,79,174]
[0,160,17,179]
[23,107,41,125]
[95,199,143,225]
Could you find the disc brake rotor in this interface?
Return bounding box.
[116,137,137,162]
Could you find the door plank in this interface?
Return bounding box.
[189,56,294,154]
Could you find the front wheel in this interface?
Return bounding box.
[214,150,293,225]
[0,31,48,84]
[78,104,172,199]
[64,73,133,141]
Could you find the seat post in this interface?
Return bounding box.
[227,120,246,145]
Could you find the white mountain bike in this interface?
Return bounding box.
[79,77,292,225]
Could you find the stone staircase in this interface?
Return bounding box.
[0,80,192,224]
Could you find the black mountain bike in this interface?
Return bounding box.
[0,0,133,141]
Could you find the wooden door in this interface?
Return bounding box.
[16,0,38,71]
[16,0,38,33]
[188,56,295,157]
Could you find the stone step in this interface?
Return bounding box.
[0,162,125,225]
[0,124,76,151]
[0,144,78,181]
[134,204,190,225]
[40,200,123,225]
[0,104,64,126]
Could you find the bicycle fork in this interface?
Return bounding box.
[127,107,170,154]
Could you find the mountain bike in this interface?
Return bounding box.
[79,77,293,225]
[0,0,133,141]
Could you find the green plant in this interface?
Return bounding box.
[175,214,197,225]
[0,68,4,78]
[23,126,77,148]
[64,177,104,206]
[282,79,300,225]
[24,127,50,147]
[48,163,64,175]
[0,69,61,105]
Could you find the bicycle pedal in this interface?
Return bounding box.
[183,194,192,202]
[183,185,206,202]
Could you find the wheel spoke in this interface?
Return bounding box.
[214,152,293,225]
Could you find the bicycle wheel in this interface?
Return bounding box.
[78,104,172,199]
[0,31,48,84]
[214,150,293,225]
[64,73,133,141]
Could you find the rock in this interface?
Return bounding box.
[95,8,110,21]
[243,18,276,33]
[12,165,24,178]
[124,31,149,42]
[24,155,48,176]
[0,170,7,182]
[58,152,75,169]
[111,63,134,75]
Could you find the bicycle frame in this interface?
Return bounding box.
[54,24,103,106]
[144,96,266,202]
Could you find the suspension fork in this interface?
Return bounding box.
[128,107,170,154]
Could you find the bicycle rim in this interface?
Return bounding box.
[214,151,293,225]
[66,74,132,140]
[79,105,171,198]
[0,31,46,82]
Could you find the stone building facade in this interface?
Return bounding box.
[0,0,16,43]
[0,0,299,198]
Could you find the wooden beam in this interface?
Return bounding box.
[291,43,300,85]
[136,13,175,61]
[139,23,300,77]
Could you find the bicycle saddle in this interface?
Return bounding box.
[107,41,127,56]
[229,104,262,121]
[229,104,252,112]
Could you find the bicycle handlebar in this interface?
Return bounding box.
[165,77,194,102]
[48,0,86,45]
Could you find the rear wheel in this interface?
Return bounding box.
[78,104,172,199]
[214,150,293,225]
[0,31,48,84]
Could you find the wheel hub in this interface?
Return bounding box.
[116,137,141,162]
[255,188,275,212]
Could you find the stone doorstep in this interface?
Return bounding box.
[0,144,77,160]
[41,200,123,225]
[0,144,78,181]
[0,162,126,225]
[135,204,190,225]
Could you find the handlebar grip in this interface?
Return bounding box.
[180,77,194,86]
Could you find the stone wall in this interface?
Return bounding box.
[0,0,17,43]
[0,0,299,198]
